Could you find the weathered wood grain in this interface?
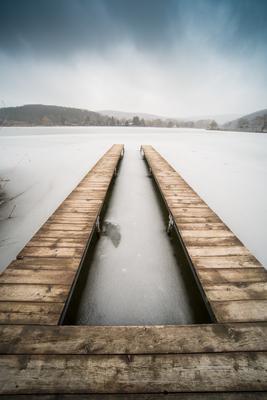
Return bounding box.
[35,223,92,232]
[0,323,266,355]
[0,283,69,302]
[205,282,267,301]
[18,246,84,258]
[25,237,88,249]
[181,230,235,238]
[0,352,266,394]
[192,255,261,269]
[0,302,63,325]
[6,257,80,271]
[187,246,250,257]
[178,223,226,230]
[1,393,267,399]
[183,236,241,246]
[211,300,267,322]
[198,268,267,284]
[0,269,75,285]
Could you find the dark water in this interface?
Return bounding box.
[66,147,210,325]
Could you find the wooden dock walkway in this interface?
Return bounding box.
[0,143,266,397]
[141,145,267,324]
[0,144,124,325]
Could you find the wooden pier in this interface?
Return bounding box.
[141,145,267,323]
[0,144,266,398]
[0,144,124,325]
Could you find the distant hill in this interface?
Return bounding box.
[222,109,267,132]
[184,113,242,125]
[0,104,114,126]
[0,104,217,129]
[98,109,167,121]
[99,109,235,125]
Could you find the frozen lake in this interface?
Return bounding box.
[0,126,267,274]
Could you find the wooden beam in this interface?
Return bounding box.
[0,323,266,355]
[0,352,266,394]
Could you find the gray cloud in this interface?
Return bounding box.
[1,0,267,57]
[0,0,267,116]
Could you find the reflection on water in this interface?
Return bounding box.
[69,147,210,325]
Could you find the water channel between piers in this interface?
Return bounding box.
[65,146,210,325]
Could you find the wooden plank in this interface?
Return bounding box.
[172,208,216,217]
[192,255,262,269]
[198,268,267,284]
[6,257,80,271]
[36,223,92,231]
[0,269,75,285]
[167,202,208,208]
[47,216,96,224]
[35,230,89,239]
[178,223,226,230]
[18,246,84,258]
[211,300,267,322]
[187,246,250,257]
[182,236,241,246]
[1,393,267,399]
[0,283,69,302]
[0,302,63,325]
[173,216,221,223]
[181,230,235,238]
[205,282,267,301]
[55,206,102,213]
[26,237,88,249]
[0,323,266,355]
[0,352,266,394]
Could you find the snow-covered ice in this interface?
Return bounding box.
[0,126,267,273]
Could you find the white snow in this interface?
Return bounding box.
[0,126,266,272]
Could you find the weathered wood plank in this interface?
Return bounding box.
[173,208,216,217]
[36,223,92,231]
[0,283,69,302]
[47,216,95,224]
[192,255,262,269]
[181,230,235,238]
[0,269,75,285]
[187,246,250,257]
[198,268,267,284]
[26,237,88,249]
[18,246,84,258]
[0,323,266,355]
[183,236,241,246]
[2,393,267,400]
[205,282,267,301]
[211,300,267,322]
[178,223,226,230]
[6,257,80,271]
[35,230,89,239]
[0,302,63,325]
[0,352,266,394]
[172,216,221,223]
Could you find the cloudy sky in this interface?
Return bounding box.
[0,0,266,117]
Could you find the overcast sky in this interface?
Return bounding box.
[0,0,266,117]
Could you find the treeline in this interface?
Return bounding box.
[101,115,218,129]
